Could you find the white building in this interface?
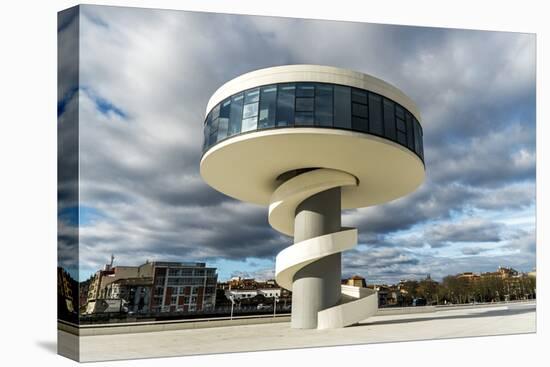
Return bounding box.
[225,288,281,300]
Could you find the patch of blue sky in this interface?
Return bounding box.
[210,258,275,281]
[473,204,535,228]
[80,85,128,119]
[79,267,99,282]
[58,205,106,227]
[58,85,128,119]
[80,205,107,226]
[65,266,81,282]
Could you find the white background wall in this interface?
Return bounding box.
[0,1,548,366]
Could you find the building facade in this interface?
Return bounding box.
[105,277,153,313]
[84,260,217,315]
[224,288,282,300]
[149,262,217,313]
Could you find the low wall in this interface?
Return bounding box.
[59,300,535,336]
[59,314,292,336]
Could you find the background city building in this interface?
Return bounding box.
[83,258,217,315]
[150,261,217,313]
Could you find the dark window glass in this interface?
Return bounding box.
[396,117,406,132]
[383,98,396,140]
[276,84,295,127]
[419,126,424,159]
[203,112,211,150]
[406,112,414,151]
[296,83,314,97]
[244,88,260,103]
[395,105,405,119]
[315,84,333,127]
[414,119,422,157]
[220,99,231,118]
[295,97,314,112]
[217,99,231,141]
[208,116,218,146]
[405,111,414,151]
[333,86,351,129]
[217,119,228,141]
[368,93,383,135]
[211,104,220,120]
[210,116,219,136]
[397,130,407,146]
[352,116,368,132]
[228,94,243,137]
[352,89,368,104]
[258,85,277,129]
[295,111,314,125]
[352,103,368,118]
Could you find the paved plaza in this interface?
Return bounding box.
[62,302,536,362]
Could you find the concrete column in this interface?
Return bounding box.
[291,187,342,329]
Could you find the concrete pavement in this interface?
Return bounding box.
[61,301,536,362]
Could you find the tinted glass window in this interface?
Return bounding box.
[211,104,220,120]
[241,117,257,132]
[414,119,422,156]
[217,99,231,141]
[276,84,295,127]
[395,105,405,119]
[352,116,368,132]
[203,82,423,161]
[210,114,219,137]
[397,130,407,145]
[208,115,218,146]
[296,97,314,111]
[396,115,406,132]
[296,83,314,97]
[217,119,228,141]
[258,85,277,129]
[333,86,351,129]
[228,94,243,137]
[295,111,314,125]
[383,98,396,140]
[419,125,424,159]
[405,112,414,151]
[243,103,258,119]
[244,88,260,103]
[203,112,211,150]
[368,93,383,135]
[242,91,259,131]
[220,99,231,118]
[352,103,368,118]
[315,84,333,127]
[404,111,414,152]
[352,89,368,104]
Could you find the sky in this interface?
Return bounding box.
[57,5,536,284]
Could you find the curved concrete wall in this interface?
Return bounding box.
[272,168,378,329]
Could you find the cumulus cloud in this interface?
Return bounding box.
[58,5,536,281]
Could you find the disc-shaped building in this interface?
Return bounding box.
[200,65,425,329]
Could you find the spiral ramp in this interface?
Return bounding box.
[269,168,378,329]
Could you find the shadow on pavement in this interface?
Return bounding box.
[351,305,536,328]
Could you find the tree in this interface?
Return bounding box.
[417,279,438,304]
